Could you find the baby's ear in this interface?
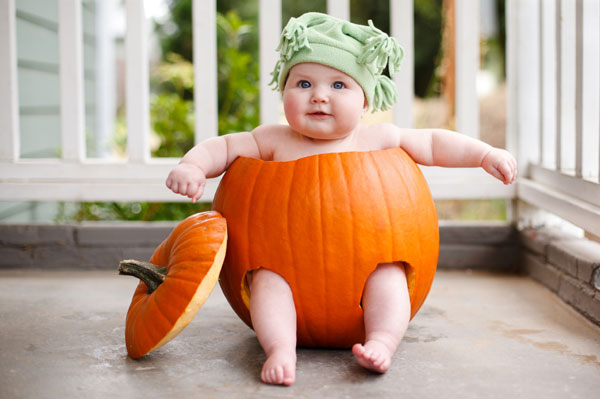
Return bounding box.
[363,97,368,112]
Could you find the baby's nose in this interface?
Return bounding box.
[310,87,329,103]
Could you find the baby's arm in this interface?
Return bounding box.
[384,126,517,184]
[166,132,261,202]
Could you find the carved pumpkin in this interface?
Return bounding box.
[119,211,227,358]
[212,148,439,348]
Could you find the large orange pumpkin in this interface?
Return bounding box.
[119,211,227,358]
[212,148,439,348]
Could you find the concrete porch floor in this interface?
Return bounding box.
[0,269,599,399]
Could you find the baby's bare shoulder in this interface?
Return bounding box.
[250,124,296,160]
[357,123,402,149]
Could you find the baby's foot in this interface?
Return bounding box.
[352,340,393,373]
[261,349,296,386]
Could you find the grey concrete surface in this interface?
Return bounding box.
[0,269,599,399]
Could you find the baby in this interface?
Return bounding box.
[166,12,516,386]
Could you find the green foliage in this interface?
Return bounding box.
[56,201,212,222]
[414,0,443,97]
[151,10,259,155]
[216,11,260,134]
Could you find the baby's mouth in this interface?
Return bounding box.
[308,111,331,117]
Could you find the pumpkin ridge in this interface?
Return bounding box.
[283,159,298,328]
[151,295,179,330]
[389,150,437,316]
[387,151,411,262]
[370,151,396,261]
[246,161,263,297]
[290,157,314,344]
[150,290,177,329]
[316,154,328,344]
[338,152,356,302]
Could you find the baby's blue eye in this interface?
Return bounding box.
[332,81,345,89]
[299,80,311,88]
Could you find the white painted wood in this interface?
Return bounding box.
[555,0,562,171]
[259,0,281,125]
[0,0,20,161]
[0,159,221,202]
[505,0,519,164]
[125,0,150,163]
[581,0,600,181]
[420,167,517,200]
[94,0,116,158]
[517,0,540,170]
[540,0,557,169]
[0,159,178,180]
[455,0,479,139]
[0,160,516,202]
[0,178,222,202]
[518,178,600,237]
[193,0,218,143]
[58,0,85,162]
[538,0,544,166]
[559,0,577,173]
[529,164,600,208]
[327,0,350,21]
[575,0,583,178]
[391,0,414,128]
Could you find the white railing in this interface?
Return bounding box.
[1,0,511,203]
[508,0,600,237]
[15,0,600,231]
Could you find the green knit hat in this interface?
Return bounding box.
[270,12,404,112]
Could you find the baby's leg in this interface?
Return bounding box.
[249,268,297,386]
[353,262,411,373]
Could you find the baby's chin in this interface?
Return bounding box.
[294,127,354,142]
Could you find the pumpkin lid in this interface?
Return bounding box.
[119,211,227,359]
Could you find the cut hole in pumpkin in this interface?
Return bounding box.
[241,267,294,312]
[359,261,414,309]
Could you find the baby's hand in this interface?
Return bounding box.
[165,163,206,203]
[481,148,517,185]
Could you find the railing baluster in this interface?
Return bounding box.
[0,0,20,161]
[575,0,583,178]
[555,0,562,172]
[455,0,479,139]
[193,0,218,143]
[581,0,600,182]
[538,0,544,166]
[505,0,518,160]
[327,0,350,21]
[125,0,150,163]
[259,0,281,125]
[58,0,85,162]
[392,0,414,128]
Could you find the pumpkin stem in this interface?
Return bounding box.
[118,260,167,294]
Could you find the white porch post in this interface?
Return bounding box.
[327,0,350,21]
[392,0,414,128]
[259,0,282,125]
[59,0,86,162]
[125,0,150,163]
[455,0,480,139]
[0,0,20,161]
[193,0,218,143]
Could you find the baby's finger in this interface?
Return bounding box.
[186,182,199,198]
[488,167,505,183]
[191,183,205,203]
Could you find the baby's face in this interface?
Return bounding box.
[282,63,367,141]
